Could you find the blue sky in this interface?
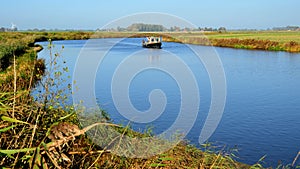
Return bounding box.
[1,0,299,30]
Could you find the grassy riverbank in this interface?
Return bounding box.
[165,31,300,52]
[1,31,299,168]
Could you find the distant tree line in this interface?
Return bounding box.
[272,26,300,31]
[100,23,227,32]
[126,23,165,32]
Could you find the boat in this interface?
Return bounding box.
[142,36,162,49]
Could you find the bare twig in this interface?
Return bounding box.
[28,60,35,91]
[87,150,106,169]
[114,121,131,157]
[292,150,300,167]
[45,150,61,169]
[29,114,40,148]
[13,133,30,168]
[68,150,107,155]
[81,122,120,134]
[86,122,127,169]
[43,122,120,152]
[12,53,16,118]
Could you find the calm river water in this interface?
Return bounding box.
[37,38,300,166]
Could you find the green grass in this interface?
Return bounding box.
[206,31,300,44]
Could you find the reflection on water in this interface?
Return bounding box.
[148,54,160,65]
